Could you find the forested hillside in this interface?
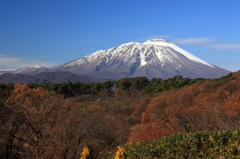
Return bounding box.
[0,71,239,158]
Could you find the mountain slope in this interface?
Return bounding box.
[0,39,230,79]
[51,39,229,79]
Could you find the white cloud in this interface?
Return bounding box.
[172,37,216,44]
[135,35,172,41]
[0,54,58,70]
[208,43,240,50]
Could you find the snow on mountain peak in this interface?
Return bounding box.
[64,39,213,69]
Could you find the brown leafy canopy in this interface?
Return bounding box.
[1,83,73,158]
[128,71,240,143]
[1,83,131,159]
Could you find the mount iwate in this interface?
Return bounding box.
[0,39,230,81]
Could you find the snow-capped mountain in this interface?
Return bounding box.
[1,39,230,79]
[50,39,230,79]
[0,66,50,76]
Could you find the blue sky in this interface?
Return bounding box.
[0,0,240,72]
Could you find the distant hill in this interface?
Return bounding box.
[0,71,99,84]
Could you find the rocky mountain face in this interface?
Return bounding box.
[0,39,230,80]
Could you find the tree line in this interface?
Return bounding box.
[3,73,235,98]
[0,75,206,98]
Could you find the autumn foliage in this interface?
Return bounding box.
[128,72,240,143]
[0,71,240,158]
[1,84,72,158]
